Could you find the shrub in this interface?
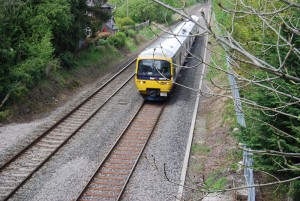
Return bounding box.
[107,32,127,48]
[115,32,126,43]
[126,29,137,37]
[97,39,109,46]
[107,36,122,48]
[0,109,10,122]
[59,51,77,69]
[115,17,135,27]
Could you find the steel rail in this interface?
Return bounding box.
[0,61,136,201]
[0,59,136,171]
[75,102,166,201]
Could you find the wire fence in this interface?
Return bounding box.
[211,5,255,198]
[226,56,255,201]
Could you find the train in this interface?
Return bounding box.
[134,15,200,100]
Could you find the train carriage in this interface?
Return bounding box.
[135,15,199,100]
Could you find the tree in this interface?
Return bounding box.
[0,0,112,109]
[152,0,300,199]
[0,0,57,108]
[109,0,180,23]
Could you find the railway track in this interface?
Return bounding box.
[0,60,136,201]
[75,102,166,201]
[0,5,205,200]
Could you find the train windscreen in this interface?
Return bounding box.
[137,60,171,79]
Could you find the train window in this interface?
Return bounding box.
[137,60,171,79]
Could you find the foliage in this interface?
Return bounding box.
[185,0,206,6]
[0,109,10,121]
[205,176,227,190]
[115,17,135,27]
[108,0,186,23]
[126,29,137,37]
[0,0,57,104]
[59,51,77,69]
[75,43,122,68]
[52,0,88,55]
[97,39,110,46]
[124,37,138,52]
[115,17,135,31]
[214,0,300,198]
[0,0,110,110]
[107,32,126,48]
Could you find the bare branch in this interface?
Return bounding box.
[280,0,300,8]
[218,2,292,16]
[239,147,300,158]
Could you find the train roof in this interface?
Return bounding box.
[138,15,199,59]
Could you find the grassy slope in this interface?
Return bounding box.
[5,25,160,123]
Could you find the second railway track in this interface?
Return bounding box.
[0,5,206,200]
[75,102,166,201]
[0,60,136,201]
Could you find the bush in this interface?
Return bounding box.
[126,29,137,37]
[0,109,10,122]
[115,17,136,31]
[115,17,135,27]
[107,32,127,48]
[115,32,126,42]
[97,39,109,46]
[59,51,77,69]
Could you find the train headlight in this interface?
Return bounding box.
[138,81,146,84]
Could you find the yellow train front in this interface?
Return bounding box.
[135,15,199,100]
[135,56,174,100]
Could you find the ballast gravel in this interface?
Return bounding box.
[0,17,207,201]
[8,81,144,201]
[121,36,206,201]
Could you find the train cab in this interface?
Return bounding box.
[135,57,173,99]
[135,15,199,100]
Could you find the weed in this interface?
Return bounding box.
[205,176,227,190]
[229,163,239,171]
[192,160,204,172]
[0,109,10,121]
[223,102,236,125]
[192,144,211,154]
[125,38,138,52]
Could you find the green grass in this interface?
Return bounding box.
[138,25,161,41]
[125,37,138,52]
[229,162,239,171]
[213,1,232,31]
[75,45,123,68]
[207,40,228,79]
[191,143,211,154]
[223,102,237,126]
[205,176,227,190]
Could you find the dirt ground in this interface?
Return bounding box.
[184,79,249,201]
